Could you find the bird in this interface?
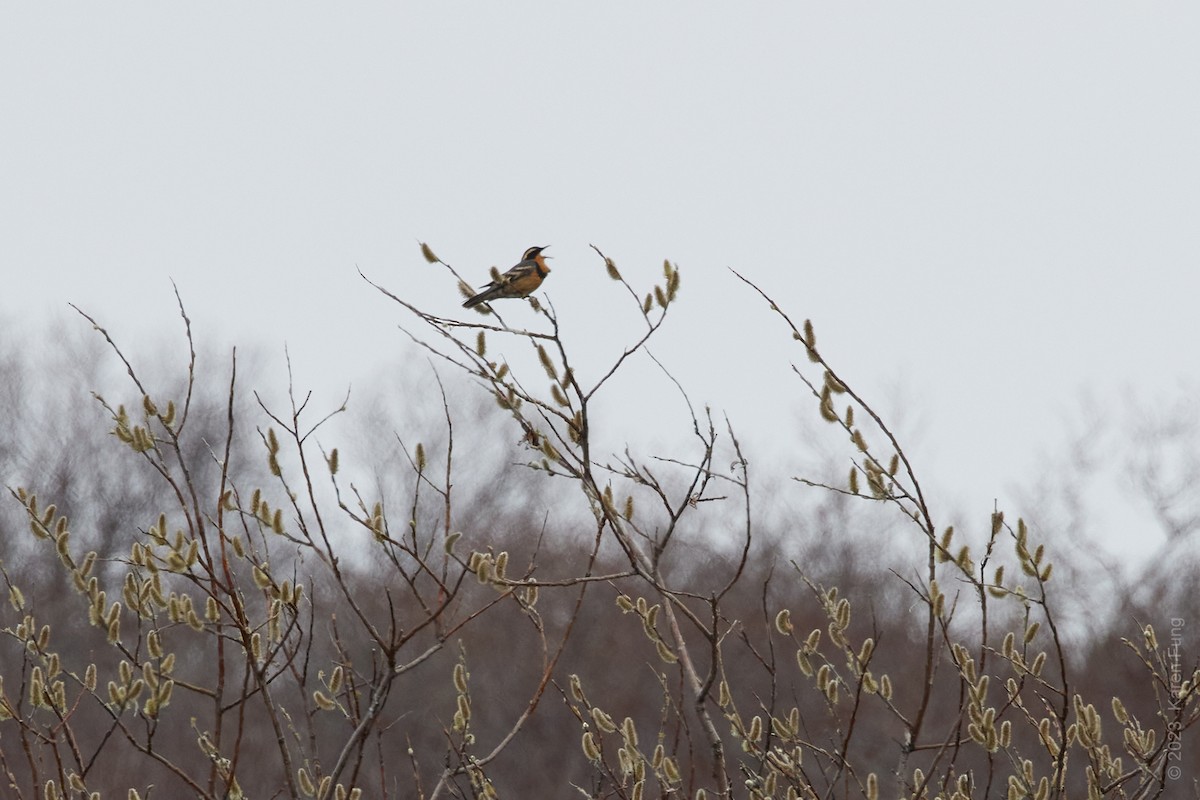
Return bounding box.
[462,246,551,308]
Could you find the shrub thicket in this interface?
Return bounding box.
[0,250,1195,799]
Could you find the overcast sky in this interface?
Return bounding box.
[3,5,1197,564]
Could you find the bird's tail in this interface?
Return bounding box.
[462,286,500,308]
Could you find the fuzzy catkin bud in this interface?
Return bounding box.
[747,715,762,743]
[592,707,617,733]
[581,732,600,761]
[453,663,468,694]
[297,768,315,796]
[621,717,638,747]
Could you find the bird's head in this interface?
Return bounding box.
[523,245,550,260]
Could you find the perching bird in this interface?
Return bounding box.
[462,246,551,308]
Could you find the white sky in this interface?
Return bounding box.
[3,5,1198,565]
